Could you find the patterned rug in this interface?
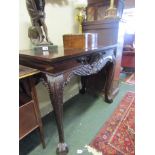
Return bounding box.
[124,73,135,85]
[90,92,135,155]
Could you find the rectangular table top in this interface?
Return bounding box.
[19,45,117,63]
[19,65,40,79]
[19,45,117,76]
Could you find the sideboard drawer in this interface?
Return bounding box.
[19,101,38,140]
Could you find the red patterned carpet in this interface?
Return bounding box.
[90,92,135,155]
[124,73,135,85]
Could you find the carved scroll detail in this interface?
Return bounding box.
[74,53,113,76]
[64,52,115,86]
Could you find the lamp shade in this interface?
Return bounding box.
[73,0,87,8]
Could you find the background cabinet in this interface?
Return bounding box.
[82,0,125,98]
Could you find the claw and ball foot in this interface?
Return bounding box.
[105,95,113,103]
[56,143,69,155]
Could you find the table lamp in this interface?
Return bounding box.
[74,0,87,33]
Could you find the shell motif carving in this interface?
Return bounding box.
[64,51,115,86]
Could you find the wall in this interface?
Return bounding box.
[124,0,135,9]
[19,0,78,50]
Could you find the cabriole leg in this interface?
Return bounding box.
[46,74,68,155]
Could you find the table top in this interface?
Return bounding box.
[19,45,117,63]
[19,65,40,79]
[19,45,117,75]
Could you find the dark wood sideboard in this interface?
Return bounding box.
[19,45,117,154]
[83,0,125,98]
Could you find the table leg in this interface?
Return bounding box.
[46,74,68,155]
[105,60,115,103]
[79,76,87,94]
[30,77,46,148]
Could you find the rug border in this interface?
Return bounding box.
[90,91,135,154]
